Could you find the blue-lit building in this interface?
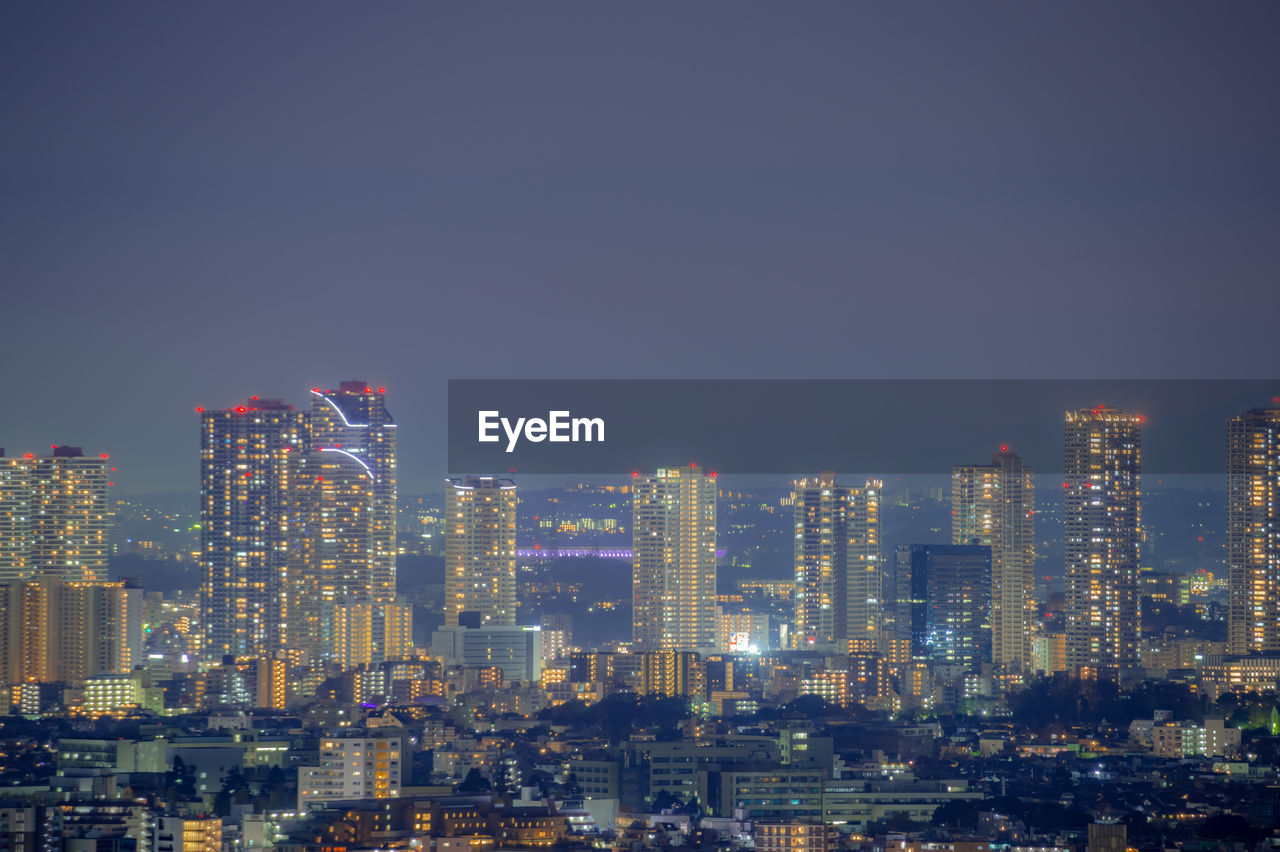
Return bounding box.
[892,543,992,669]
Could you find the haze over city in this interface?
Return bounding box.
[2,5,1280,852]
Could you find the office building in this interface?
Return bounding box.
[1064,406,1142,671]
[892,544,992,669]
[953,447,1034,669]
[445,476,518,626]
[793,473,882,650]
[1227,406,1280,654]
[200,398,306,659]
[431,620,543,681]
[632,465,717,650]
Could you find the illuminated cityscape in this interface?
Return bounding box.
[0,392,1278,849]
[3,4,1278,850]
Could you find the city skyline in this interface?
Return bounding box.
[2,4,1279,846]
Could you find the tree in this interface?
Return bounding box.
[213,766,251,816]
[458,767,491,793]
[166,755,197,802]
[563,772,583,799]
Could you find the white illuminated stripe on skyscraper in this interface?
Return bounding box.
[310,389,370,428]
[319,447,375,480]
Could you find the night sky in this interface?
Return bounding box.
[3,3,1278,493]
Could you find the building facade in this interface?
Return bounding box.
[0,450,31,582]
[891,544,992,669]
[0,578,141,684]
[309,382,401,661]
[953,448,1034,669]
[445,477,518,627]
[290,447,376,666]
[1064,407,1142,671]
[22,447,112,582]
[632,465,718,651]
[1227,406,1280,654]
[200,399,306,659]
[793,473,882,651]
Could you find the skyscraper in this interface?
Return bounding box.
[26,446,112,582]
[290,447,376,666]
[891,543,992,669]
[632,465,717,651]
[953,448,1035,669]
[444,476,518,627]
[200,399,306,660]
[1064,406,1142,671]
[308,383,397,604]
[793,473,882,650]
[0,577,141,684]
[0,450,31,582]
[1227,405,1280,654]
[310,382,402,663]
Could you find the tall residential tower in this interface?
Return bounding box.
[309,382,404,662]
[444,476,518,627]
[1227,405,1280,654]
[953,448,1035,669]
[793,473,882,651]
[632,465,717,651]
[200,399,306,660]
[1063,406,1142,671]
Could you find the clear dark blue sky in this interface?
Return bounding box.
[2,3,1278,493]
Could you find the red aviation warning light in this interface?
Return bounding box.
[236,407,246,413]
[196,407,204,413]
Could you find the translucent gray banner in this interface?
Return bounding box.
[447,379,1279,475]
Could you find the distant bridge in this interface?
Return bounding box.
[516,547,727,559]
[517,547,632,559]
